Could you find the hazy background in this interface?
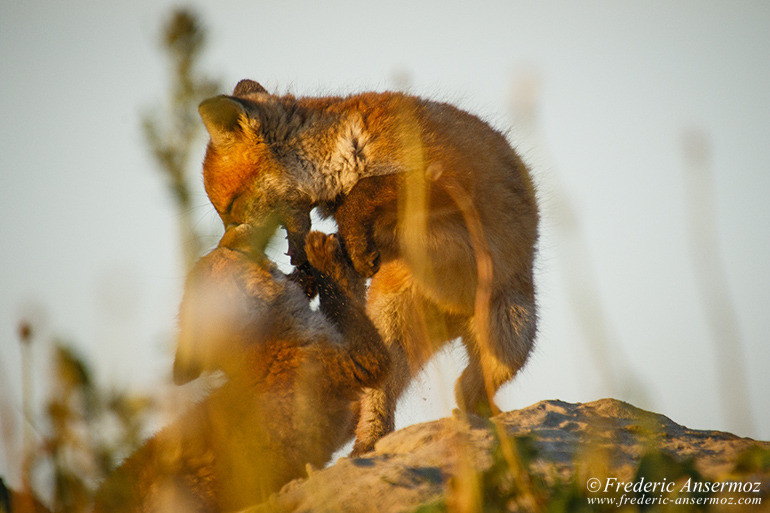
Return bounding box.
[2,0,769,485]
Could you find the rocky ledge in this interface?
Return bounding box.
[250,399,770,512]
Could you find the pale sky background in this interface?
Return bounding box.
[2,0,769,486]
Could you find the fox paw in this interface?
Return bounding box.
[305,232,367,298]
[305,232,347,282]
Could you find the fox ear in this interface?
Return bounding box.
[233,79,268,96]
[199,96,247,146]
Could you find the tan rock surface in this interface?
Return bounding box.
[249,399,769,512]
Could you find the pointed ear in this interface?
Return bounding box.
[199,96,248,146]
[233,79,268,96]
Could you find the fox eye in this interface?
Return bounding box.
[224,197,236,216]
[217,195,238,225]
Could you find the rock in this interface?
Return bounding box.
[248,399,770,513]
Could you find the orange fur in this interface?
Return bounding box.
[94,226,388,512]
[198,80,539,454]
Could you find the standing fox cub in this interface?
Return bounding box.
[198,80,539,454]
[94,226,388,512]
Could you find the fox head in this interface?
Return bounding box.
[173,223,274,384]
[198,80,316,263]
[198,80,373,264]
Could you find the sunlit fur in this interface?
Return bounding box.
[93,226,389,512]
[199,80,539,455]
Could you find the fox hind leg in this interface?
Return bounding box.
[351,261,461,455]
[351,344,410,455]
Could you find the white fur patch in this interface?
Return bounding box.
[307,115,371,201]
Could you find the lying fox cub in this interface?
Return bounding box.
[94,225,389,512]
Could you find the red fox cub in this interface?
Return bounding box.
[94,226,389,512]
[198,80,539,454]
